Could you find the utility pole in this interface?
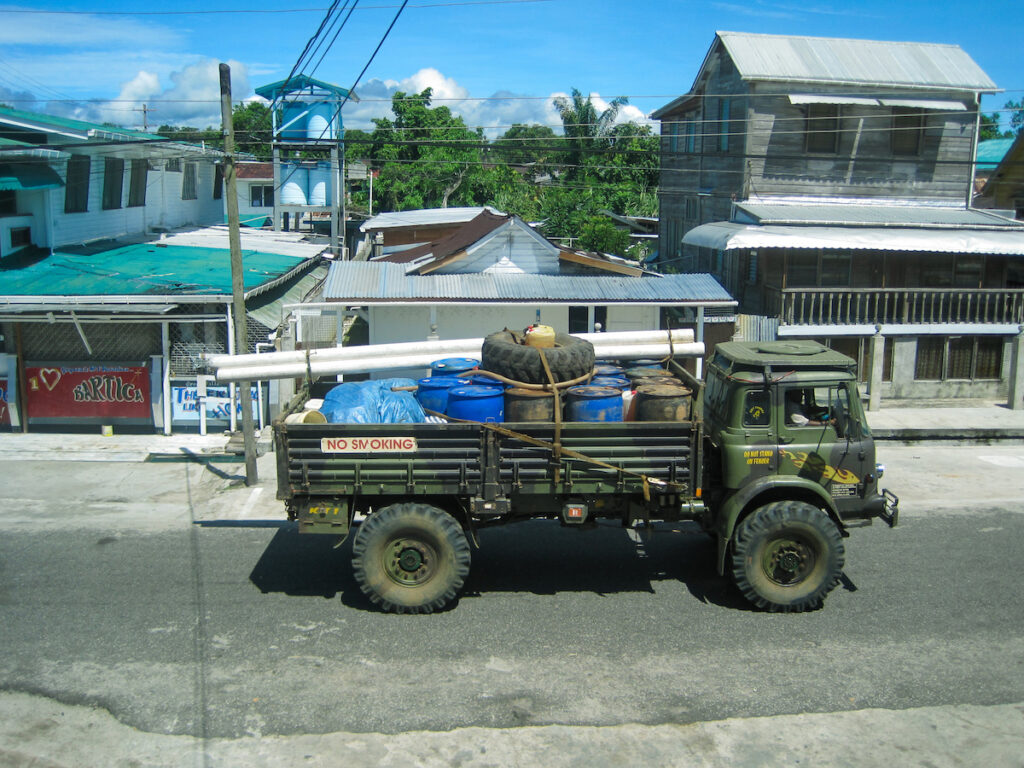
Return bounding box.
[134,103,154,132]
[219,62,259,485]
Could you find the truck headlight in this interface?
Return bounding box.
[875,463,885,480]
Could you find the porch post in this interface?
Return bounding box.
[868,325,884,412]
[1008,325,1024,410]
[696,306,705,381]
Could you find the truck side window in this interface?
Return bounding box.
[784,387,829,428]
[743,389,770,427]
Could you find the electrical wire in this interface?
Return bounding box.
[0,0,549,15]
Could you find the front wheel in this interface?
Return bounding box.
[352,503,471,614]
[730,501,845,612]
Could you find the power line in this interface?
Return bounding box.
[4,92,1024,107]
[0,0,549,15]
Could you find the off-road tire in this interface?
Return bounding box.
[731,500,845,612]
[480,330,595,384]
[352,503,470,614]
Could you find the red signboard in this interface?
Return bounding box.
[25,364,151,421]
[0,378,10,426]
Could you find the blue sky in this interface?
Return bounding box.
[0,0,1021,134]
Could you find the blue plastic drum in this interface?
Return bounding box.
[446,385,505,422]
[565,385,623,422]
[464,373,504,387]
[594,363,626,377]
[415,376,463,413]
[590,375,631,391]
[430,357,480,377]
[627,358,664,369]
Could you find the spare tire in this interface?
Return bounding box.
[481,329,595,384]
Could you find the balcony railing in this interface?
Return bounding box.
[771,287,1024,326]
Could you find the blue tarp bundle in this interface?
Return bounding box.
[319,379,425,424]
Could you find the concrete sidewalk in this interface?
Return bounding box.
[0,430,247,462]
[868,398,1024,441]
[1,399,1023,462]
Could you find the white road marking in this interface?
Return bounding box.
[234,487,264,519]
[977,455,1024,467]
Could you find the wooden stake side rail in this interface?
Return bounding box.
[275,420,697,506]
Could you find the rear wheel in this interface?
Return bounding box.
[352,503,470,614]
[731,501,844,612]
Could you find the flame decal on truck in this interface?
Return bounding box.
[779,449,859,485]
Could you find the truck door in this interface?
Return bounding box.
[777,383,871,513]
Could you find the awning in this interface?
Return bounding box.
[789,94,880,106]
[879,98,967,111]
[683,222,1024,256]
[0,162,64,191]
[247,264,328,330]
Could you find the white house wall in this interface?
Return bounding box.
[45,153,221,249]
[443,224,561,275]
[365,304,569,379]
[606,305,659,333]
[239,180,274,223]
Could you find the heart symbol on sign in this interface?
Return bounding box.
[39,368,62,391]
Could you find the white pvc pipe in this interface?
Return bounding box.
[215,342,705,383]
[208,328,696,370]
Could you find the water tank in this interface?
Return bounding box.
[280,100,308,141]
[308,163,331,206]
[279,165,308,205]
[306,101,339,142]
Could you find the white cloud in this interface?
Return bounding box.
[48,59,252,129]
[339,68,654,138]
[0,6,181,48]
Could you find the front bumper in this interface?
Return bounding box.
[880,488,899,528]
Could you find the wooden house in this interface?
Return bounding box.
[653,32,1024,405]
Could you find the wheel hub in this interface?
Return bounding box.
[764,540,813,585]
[398,547,423,572]
[384,538,436,586]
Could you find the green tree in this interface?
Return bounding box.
[492,123,562,176]
[980,112,1012,141]
[232,101,272,159]
[1005,99,1024,136]
[578,217,632,255]
[367,88,502,210]
[552,88,627,178]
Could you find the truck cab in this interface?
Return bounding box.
[703,340,888,521]
[699,341,896,609]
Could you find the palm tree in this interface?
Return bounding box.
[552,88,628,176]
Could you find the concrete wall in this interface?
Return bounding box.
[881,335,1008,400]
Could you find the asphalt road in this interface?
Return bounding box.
[1,444,1023,745]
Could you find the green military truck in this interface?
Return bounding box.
[274,340,897,614]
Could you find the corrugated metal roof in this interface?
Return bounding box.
[360,207,503,232]
[734,202,1024,228]
[323,262,734,305]
[255,75,357,101]
[684,221,1024,255]
[0,104,167,142]
[977,138,1015,171]
[0,241,320,299]
[717,31,997,91]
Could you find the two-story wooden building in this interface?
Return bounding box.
[653,32,1024,405]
